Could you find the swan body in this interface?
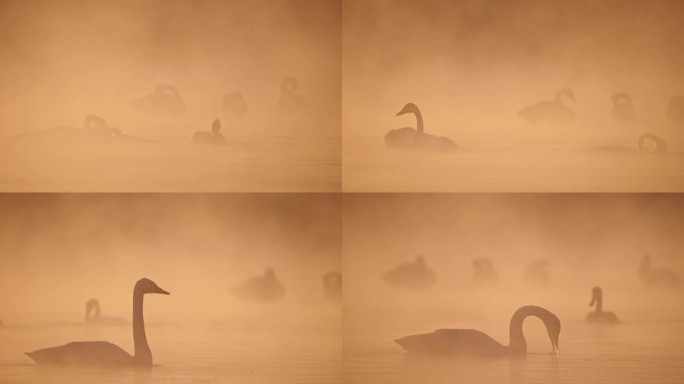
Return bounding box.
[85,298,128,326]
[587,133,667,154]
[131,84,185,115]
[585,287,618,323]
[395,305,560,356]
[26,278,169,367]
[323,271,342,301]
[639,254,682,288]
[223,92,247,116]
[472,257,497,284]
[611,92,636,124]
[518,88,575,125]
[278,77,304,112]
[192,119,227,146]
[524,259,551,285]
[385,103,457,151]
[233,268,285,303]
[666,96,684,124]
[12,115,124,145]
[383,255,436,290]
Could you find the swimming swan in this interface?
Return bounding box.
[384,103,457,151]
[85,298,128,326]
[587,133,668,154]
[131,84,186,115]
[12,115,124,144]
[192,119,227,146]
[278,77,304,113]
[223,92,247,116]
[472,257,497,284]
[25,278,169,367]
[585,287,618,323]
[524,259,552,285]
[233,268,286,303]
[611,92,636,124]
[395,305,560,356]
[382,255,436,290]
[518,88,575,125]
[639,254,682,288]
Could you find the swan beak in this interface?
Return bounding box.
[155,287,170,295]
[551,335,560,352]
[396,105,410,116]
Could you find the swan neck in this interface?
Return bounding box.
[508,310,527,353]
[414,109,424,134]
[133,291,152,365]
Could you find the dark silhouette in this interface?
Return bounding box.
[395,306,560,356]
[666,96,684,125]
[278,77,304,112]
[131,84,185,115]
[323,271,342,301]
[524,259,552,286]
[192,119,227,146]
[85,298,128,326]
[25,278,169,366]
[233,268,286,303]
[585,287,619,323]
[611,92,636,124]
[223,92,247,116]
[639,254,682,288]
[587,133,668,154]
[518,88,575,125]
[12,115,124,144]
[384,103,457,151]
[472,257,497,284]
[382,255,436,290]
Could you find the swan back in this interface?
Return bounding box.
[132,84,186,115]
[518,88,574,125]
[383,255,436,290]
[26,341,133,366]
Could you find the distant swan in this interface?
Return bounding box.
[639,254,682,288]
[395,305,560,356]
[585,287,618,323]
[85,298,128,326]
[192,119,227,146]
[611,92,636,124]
[472,257,497,284]
[12,115,124,144]
[587,133,668,154]
[278,77,304,112]
[25,278,169,367]
[323,271,342,301]
[233,268,286,303]
[223,92,247,116]
[524,259,552,285]
[384,103,457,151]
[666,96,684,125]
[382,255,436,290]
[131,84,185,115]
[518,88,575,125]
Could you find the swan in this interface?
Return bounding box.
[85,298,128,326]
[395,305,560,356]
[233,268,286,303]
[278,77,304,112]
[587,133,668,154]
[611,92,636,124]
[585,287,618,323]
[323,271,342,301]
[524,259,552,286]
[382,255,436,290]
[384,103,457,151]
[192,119,227,146]
[223,92,247,116]
[518,88,575,125]
[25,278,169,367]
[666,96,684,125]
[639,254,682,288]
[12,115,124,144]
[472,257,497,284]
[131,84,185,115]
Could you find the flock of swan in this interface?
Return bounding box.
[383,253,680,357]
[386,89,683,153]
[8,77,305,148]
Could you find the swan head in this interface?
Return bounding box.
[212,119,221,134]
[396,103,419,117]
[589,286,602,306]
[545,313,561,352]
[612,92,631,104]
[134,278,170,295]
[85,298,101,320]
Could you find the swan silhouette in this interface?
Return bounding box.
[611,92,636,124]
[666,96,684,125]
[192,119,227,146]
[395,305,560,356]
[233,268,286,303]
[587,133,668,154]
[278,77,304,112]
[223,92,247,116]
[384,103,457,151]
[85,298,128,326]
[323,271,342,301]
[472,257,497,284]
[25,278,169,367]
[524,259,552,286]
[585,287,618,323]
[518,88,575,125]
[131,84,185,115]
[382,255,436,290]
[639,254,682,288]
[12,115,124,144]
